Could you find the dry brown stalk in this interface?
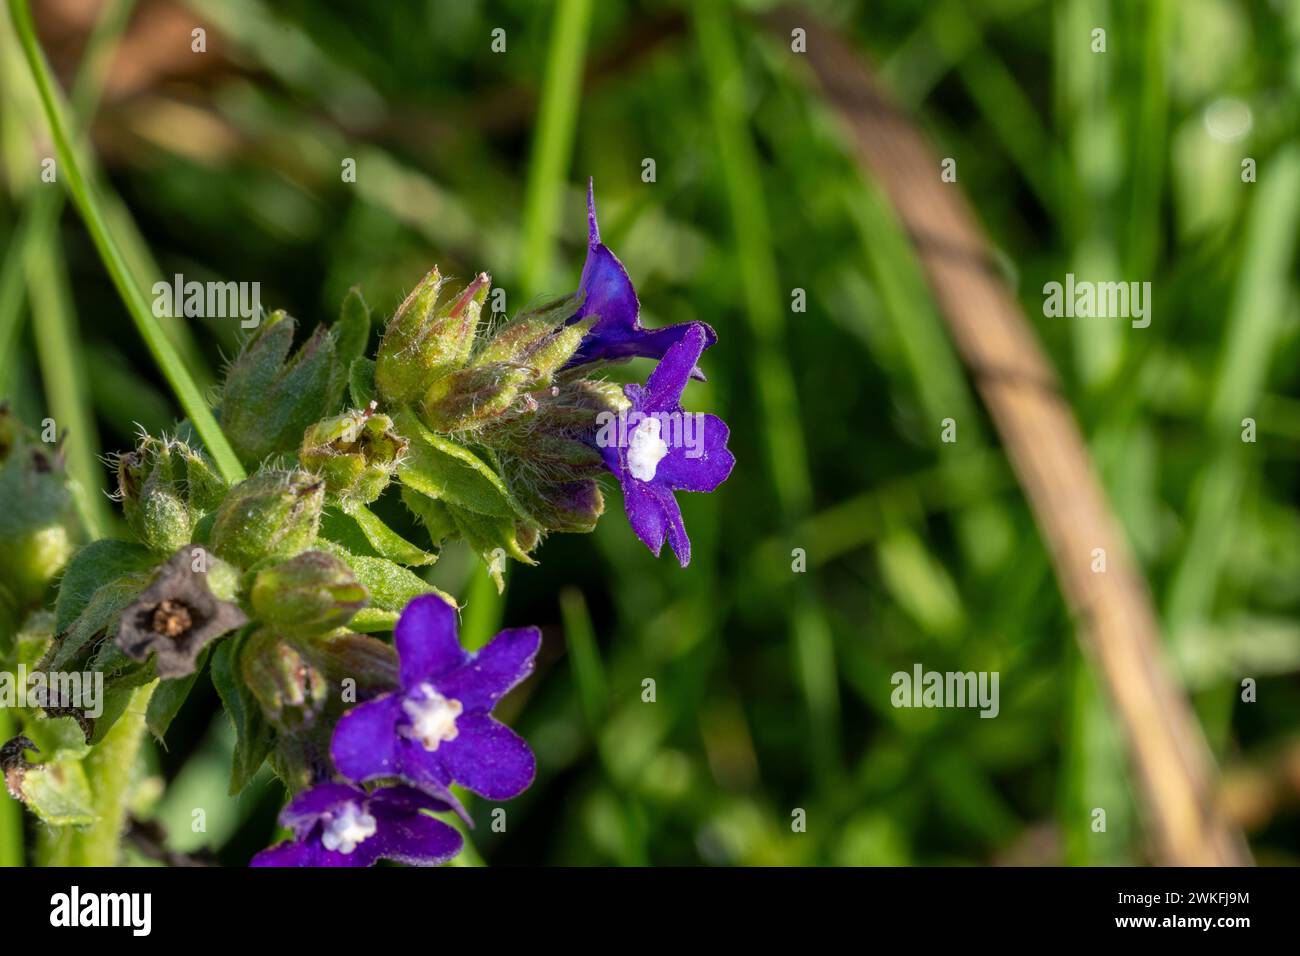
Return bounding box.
[767,6,1249,866]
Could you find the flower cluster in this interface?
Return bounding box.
[253,595,538,866]
[0,181,732,865]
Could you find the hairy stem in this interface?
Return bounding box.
[37,683,157,866]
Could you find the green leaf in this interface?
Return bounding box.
[47,570,153,672]
[15,610,54,671]
[320,542,455,615]
[449,505,535,592]
[349,356,376,409]
[220,311,345,468]
[14,753,96,827]
[320,502,435,566]
[20,714,90,762]
[54,539,153,635]
[191,510,217,545]
[394,408,529,520]
[333,287,372,368]
[210,631,275,795]
[87,683,139,746]
[401,486,458,545]
[145,647,210,739]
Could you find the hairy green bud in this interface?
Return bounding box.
[209,470,324,569]
[241,629,328,733]
[250,551,368,637]
[0,426,77,608]
[117,436,226,555]
[374,270,489,405]
[220,310,346,468]
[419,363,534,432]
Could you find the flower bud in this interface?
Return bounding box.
[300,405,407,503]
[419,363,534,432]
[250,551,367,637]
[474,295,589,382]
[297,629,399,697]
[514,521,540,553]
[117,436,226,555]
[481,421,605,481]
[241,629,328,733]
[512,475,604,534]
[209,470,325,569]
[0,434,77,608]
[374,270,489,405]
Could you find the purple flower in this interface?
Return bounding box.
[567,180,714,378]
[330,595,539,801]
[596,324,734,567]
[250,782,462,867]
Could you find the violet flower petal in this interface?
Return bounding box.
[251,782,461,868]
[433,626,541,713]
[277,780,364,838]
[435,714,536,800]
[615,472,670,558]
[635,323,708,412]
[568,181,715,377]
[394,594,466,686]
[599,323,734,567]
[367,802,463,866]
[250,840,331,868]
[650,415,735,493]
[330,695,404,783]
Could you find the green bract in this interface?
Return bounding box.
[300,407,407,504]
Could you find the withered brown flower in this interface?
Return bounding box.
[116,548,248,678]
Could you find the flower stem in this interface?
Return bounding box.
[6,0,245,485]
[37,682,157,866]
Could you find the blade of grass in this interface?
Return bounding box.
[1054,0,1124,389]
[560,587,607,732]
[6,0,244,484]
[0,706,21,866]
[459,566,505,653]
[1165,148,1300,750]
[694,1,839,784]
[0,221,28,394]
[1167,149,1300,631]
[518,0,594,297]
[1,0,140,536]
[25,217,113,537]
[559,585,647,864]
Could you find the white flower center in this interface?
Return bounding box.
[400,684,463,752]
[320,802,377,855]
[627,416,669,482]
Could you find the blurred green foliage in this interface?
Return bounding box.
[1,0,1298,866]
